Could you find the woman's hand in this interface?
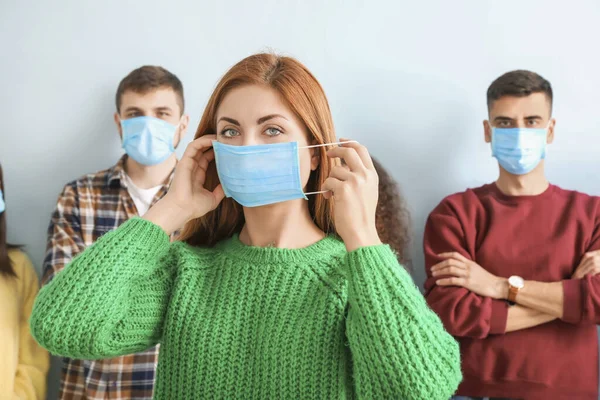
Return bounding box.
[144,135,225,234]
[322,139,381,252]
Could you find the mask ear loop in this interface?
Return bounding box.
[172,116,185,150]
[301,141,359,196]
[117,115,183,127]
[304,190,330,196]
[301,140,358,149]
[173,115,184,130]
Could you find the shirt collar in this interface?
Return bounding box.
[107,155,128,184]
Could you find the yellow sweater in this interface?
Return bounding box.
[0,249,49,400]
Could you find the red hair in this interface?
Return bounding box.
[178,53,338,246]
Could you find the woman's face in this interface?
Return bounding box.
[215,84,319,189]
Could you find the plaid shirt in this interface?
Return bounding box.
[42,155,176,400]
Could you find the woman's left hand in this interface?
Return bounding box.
[322,139,381,252]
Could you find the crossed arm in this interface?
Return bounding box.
[431,249,600,331]
[423,203,600,338]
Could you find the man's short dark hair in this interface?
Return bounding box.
[116,66,184,113]
[487,70,553,113]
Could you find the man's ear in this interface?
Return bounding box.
[175,114,191,148]
[114,112,123,140]
[547,118,556,144]
[483,120,492,143]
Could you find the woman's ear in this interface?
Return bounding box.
[310,146,320,171]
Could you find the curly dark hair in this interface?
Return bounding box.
[373,157,412,272]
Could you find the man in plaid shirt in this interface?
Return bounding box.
[42,66,189,399]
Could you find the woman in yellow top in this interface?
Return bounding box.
[0,164,49,399]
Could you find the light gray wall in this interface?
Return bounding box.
[1,1,599,398]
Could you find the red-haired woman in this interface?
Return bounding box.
[31,54,461,399]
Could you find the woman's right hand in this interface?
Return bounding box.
[143,135,225,234]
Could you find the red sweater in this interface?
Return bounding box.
[424,183,600,400]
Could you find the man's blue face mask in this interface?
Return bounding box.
[491,125,550,175]
[212,140,352,208]
[120,116,181,166]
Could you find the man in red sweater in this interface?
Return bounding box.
[424,70,600,400]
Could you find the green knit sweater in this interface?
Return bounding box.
[31,218,461,399]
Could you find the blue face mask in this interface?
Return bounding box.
[0,189,5,213]
[491,126,549,175]
[212,141,344,208]
[121,116,180,166]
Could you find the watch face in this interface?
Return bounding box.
[508,276,525,289]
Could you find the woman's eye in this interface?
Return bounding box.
[221,129,239,138]
[265,127,282,137]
